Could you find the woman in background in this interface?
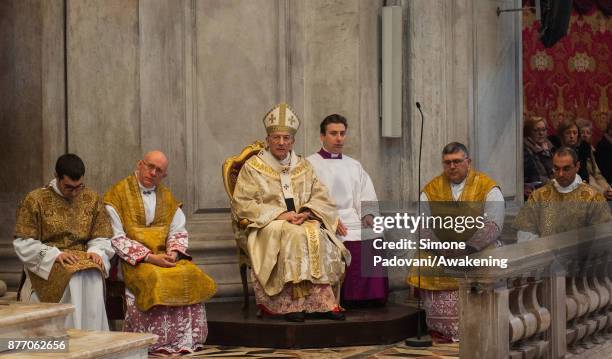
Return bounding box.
[523,116,555,199]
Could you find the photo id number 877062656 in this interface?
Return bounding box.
[0,338,69,353]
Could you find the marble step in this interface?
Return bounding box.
[1,328,157,359]
[0,303,73,339]
[0,292,18,303]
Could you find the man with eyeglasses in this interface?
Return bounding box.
[406,142,505,343]
[13,153,114,330]
[514,147,611,241]
[104,150,216,354]
[232,103,350,322]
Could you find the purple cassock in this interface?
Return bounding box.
[308,148,388,306]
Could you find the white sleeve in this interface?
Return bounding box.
[105,205,126,238]
[87,237,114,276]
[360,166,380,218]
[13,238,61,280]
[168,208,187,237]
[517,230,539,243]
[484,187,505,231]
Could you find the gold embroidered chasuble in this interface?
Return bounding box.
[14,186,112,302]
[407,170,498,291]
[514,182,611,237]
[104,175,216,311]
[232,150,350,297]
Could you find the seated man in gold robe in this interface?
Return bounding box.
[13,153,114,330]
[514,146,611,240]
[232,102,350,322]
[104,150,216,355]
[407,142,505,342]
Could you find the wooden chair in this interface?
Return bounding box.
[221,140,265,309]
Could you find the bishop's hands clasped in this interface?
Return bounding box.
[277,210,312,226]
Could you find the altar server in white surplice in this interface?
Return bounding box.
[307,114,388,307]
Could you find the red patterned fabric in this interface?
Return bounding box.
[422,289,459,342]
[111,235,150,265]
[124,292,208,354]
[523,5,612,144]
[251,272,337,315]
[166,231,189,258]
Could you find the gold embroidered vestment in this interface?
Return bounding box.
[232,151,349,297]
[14,186,112,302]
[104,175,216,311]
[407,170,498,291]
[514,182,611,237]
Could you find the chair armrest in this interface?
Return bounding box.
[239,218,252,229]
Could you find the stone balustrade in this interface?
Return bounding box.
[455,221,612,358]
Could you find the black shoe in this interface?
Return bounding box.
[323,311,345,321]
[284,312,305,322]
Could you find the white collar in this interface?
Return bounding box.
[49,178,65,198]
[279,152,291,166]
[322,146,342,158]
[552,174,583,194]
[451,177,466,189]
[261,149,298,171]
[134,172,156,192]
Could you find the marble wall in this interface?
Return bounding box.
[0,0,522,297]
[405,0,521,199]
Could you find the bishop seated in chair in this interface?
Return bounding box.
[231,103,350,322]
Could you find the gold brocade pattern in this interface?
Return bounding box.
[232,154,349,297]
[248,155,281,179]
[407,170,498,291]
[513,182,611,237]
[28,250,103,302]
[248,152,308,179]
[304,221,321,279]
[14,186,112,302]
[104,175,216,311]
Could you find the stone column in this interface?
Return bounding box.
[0,0,65,291]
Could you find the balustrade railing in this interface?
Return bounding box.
[455,222,612,358]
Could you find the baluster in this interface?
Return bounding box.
[589,253,610,345]
[509,279,526,359]
[510,277,541,358]
[576,259,600,349]
[604,258,612,338]
[524,276,550,358]
[566,261,589,354]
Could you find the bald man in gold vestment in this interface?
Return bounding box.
[232,103,350,322]
[105,150,216,354]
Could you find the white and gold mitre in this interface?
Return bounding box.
[262,102,300,135]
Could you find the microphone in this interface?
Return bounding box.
[405,101,432,347]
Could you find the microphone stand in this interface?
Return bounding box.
[405,102,432,347]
